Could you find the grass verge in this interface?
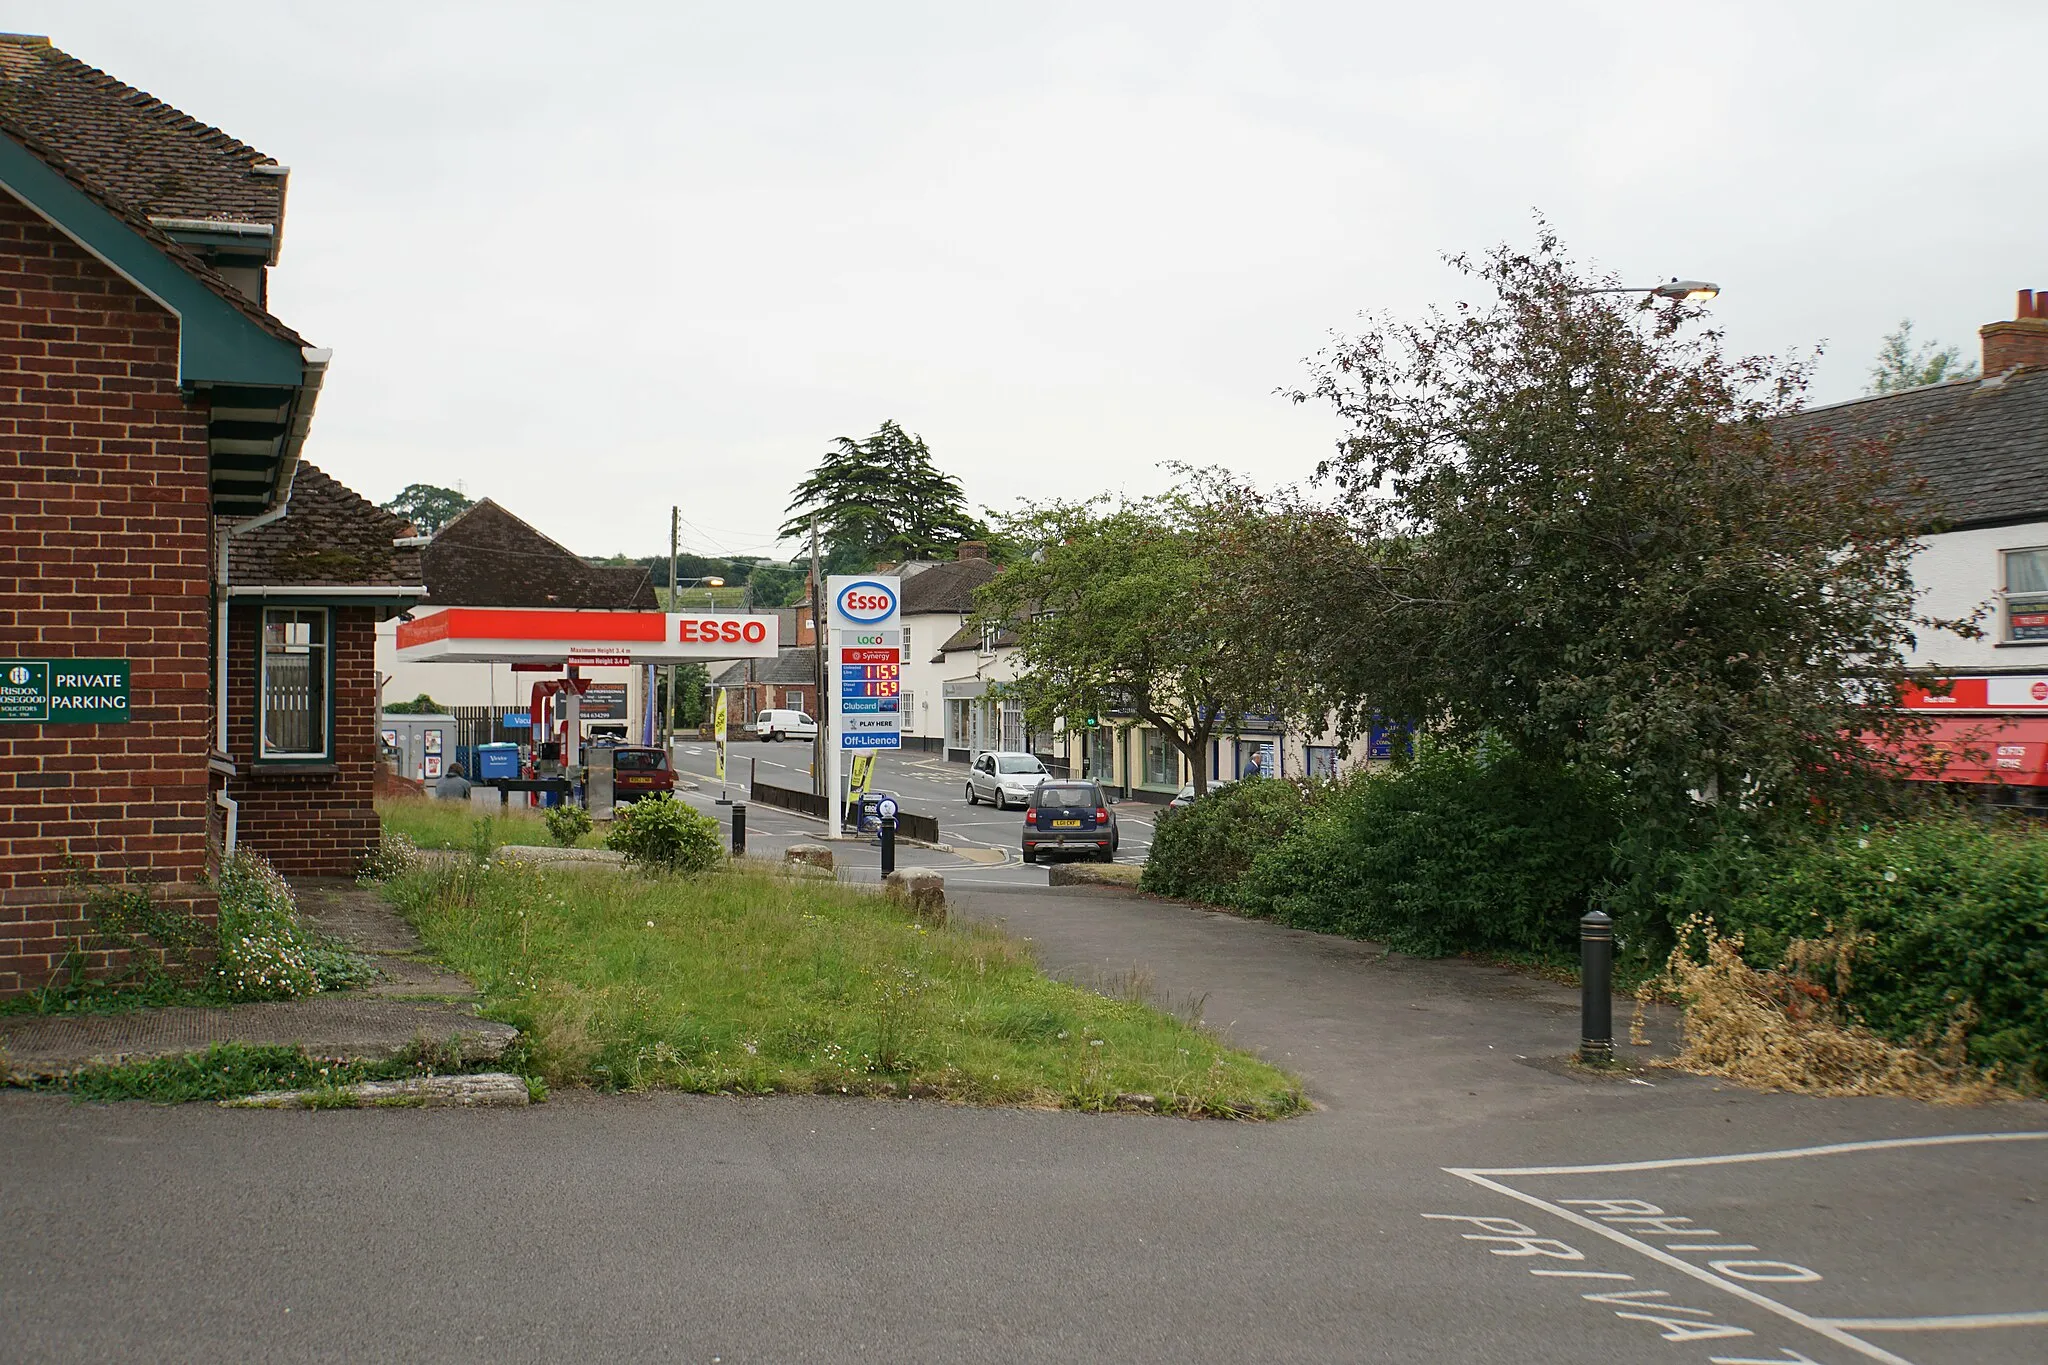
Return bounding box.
[377,797,604,850]
[383,857,1306,1117]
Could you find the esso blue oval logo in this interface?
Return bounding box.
[836,580,897,623]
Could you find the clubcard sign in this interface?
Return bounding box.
[828,576,900,752]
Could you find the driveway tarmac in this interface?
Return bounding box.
[3,880,2042,1363]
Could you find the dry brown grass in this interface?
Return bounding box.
[1644,915,2015,1104]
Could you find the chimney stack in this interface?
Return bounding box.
[956,540,989,561]
[1981,288,2048,375]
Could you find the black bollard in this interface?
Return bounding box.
[731,803,747,857]
[880,816,896,877]
[1579,909,1614,1064]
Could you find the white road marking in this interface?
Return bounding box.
[1456,1130,2048,1178]
[1448,1170,1915,1365]
[1450,1132,2048,1365]
[1824,1312,2048,1332]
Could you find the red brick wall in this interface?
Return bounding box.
[0,189,217,995]
[224,603,380,876]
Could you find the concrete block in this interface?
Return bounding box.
[882,868,946,926]
[785,843,835,871]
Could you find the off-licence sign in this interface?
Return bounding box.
[0,658,132,723]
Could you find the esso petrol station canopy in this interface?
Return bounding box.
[394,608,780,665]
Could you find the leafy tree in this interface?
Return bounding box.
[780,420,987,567]
[1868,319,1977,393]
[383,693,445,715]
[380,484,473,536]
[975,478,1288,797]
[1280,228,1964,925]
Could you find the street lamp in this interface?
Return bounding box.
[1575,277,1721,302]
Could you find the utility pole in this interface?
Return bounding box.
[666,506,679,749]
[810,516,827,803]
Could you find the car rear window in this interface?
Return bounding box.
[613,749,664,771]
[1034,785,1097,807]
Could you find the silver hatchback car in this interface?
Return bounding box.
[964,751,1049,809]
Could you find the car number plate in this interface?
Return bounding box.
[1051,819,1082,828]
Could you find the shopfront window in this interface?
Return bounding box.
[1000,698,1025,752]
[1142,729,1177,786]
[260,607,329,760]
[947,698,971,750]
[1307,745,1338,779]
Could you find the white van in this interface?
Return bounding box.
[753,708,817,742]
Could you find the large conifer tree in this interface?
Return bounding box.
[780,420,987,567]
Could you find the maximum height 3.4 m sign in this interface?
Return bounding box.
[0,658,132,723]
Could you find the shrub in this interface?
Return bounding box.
[213,852,320,1001]
[1705,815,2048,1089]
[1140,778,1311,904]
[544,804,593,847]
[1237,744,1620,957]
[604,795,722,873]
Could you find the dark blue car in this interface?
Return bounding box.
[1021,780,1119,863]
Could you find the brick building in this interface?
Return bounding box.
[0,35,419,993]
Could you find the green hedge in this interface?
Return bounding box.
[1139,779,1311,904]
[1703,815,2048,1088]
[1239,746,1620,957]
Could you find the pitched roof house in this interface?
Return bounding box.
[1782,290,2048,796]
[0,34,420,994]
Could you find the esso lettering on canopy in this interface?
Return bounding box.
[675,618,769,644]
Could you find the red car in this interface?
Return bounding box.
[609,745,676,803]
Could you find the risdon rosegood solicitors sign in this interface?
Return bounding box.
[828,576,901,752]
[0,659,132,723]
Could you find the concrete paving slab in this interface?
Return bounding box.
[0,998,518,1078]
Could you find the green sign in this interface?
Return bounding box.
[0,658,132,723]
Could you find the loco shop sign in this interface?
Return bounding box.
[0,658,131,723]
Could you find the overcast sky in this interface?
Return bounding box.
[19,2,2048,560]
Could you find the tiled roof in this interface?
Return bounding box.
[0,34,285,229]
[422,499,658,609]
[1777,367,2048,529]
[899,555,1001,614]
[714,648,820,687]
[226,463,423,589]
[0,103,306,350]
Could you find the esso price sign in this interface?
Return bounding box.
[834,580,898,624]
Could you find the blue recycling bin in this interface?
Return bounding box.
[475,742,521,781]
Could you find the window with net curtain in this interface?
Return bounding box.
[2006,548,2048,641]
[260,607,329,760]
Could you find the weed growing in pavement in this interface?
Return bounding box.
[357,829,424,883]
[378,857,1305,1117]
[2,854,372,1017]
[34,1037,539,1105]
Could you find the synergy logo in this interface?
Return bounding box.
[835,580,897,624]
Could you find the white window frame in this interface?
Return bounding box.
[258,606,332,762]
[2003,546,2048,642]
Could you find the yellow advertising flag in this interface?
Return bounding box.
[712,689,728,782]
[849,751,874,798]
